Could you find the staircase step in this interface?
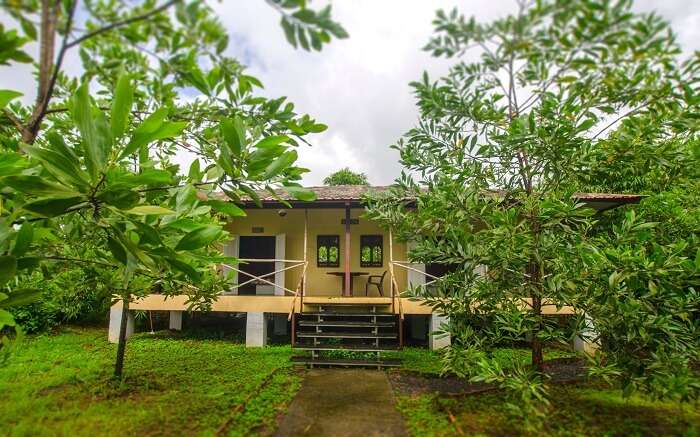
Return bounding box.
[298,320,395,328]
[312,304,391,311]
[293,344,399,352]
[291,356,401,368]
[296,332,397,339]
[299,312,395,318]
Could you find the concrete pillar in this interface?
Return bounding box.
[246,312,267,347]
[573,313,599,355]
[108,306,134,343]
[169,311,183,331]
[429,313,451,350]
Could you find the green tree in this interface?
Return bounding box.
[0,0,347,376]
[366,0,700,420]
[323,167,369,185]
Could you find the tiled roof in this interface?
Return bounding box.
[219,185,644,207]
[246,185,393,202]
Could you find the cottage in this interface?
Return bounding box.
[108,185,643,365]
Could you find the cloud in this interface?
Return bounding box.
[3,1,699,186]
[210,0,700,186]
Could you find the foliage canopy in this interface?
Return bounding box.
[0,0,346,372]
[366,0,700,419]
[323,167,369,186]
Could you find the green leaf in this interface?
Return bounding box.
[25,139,90,191]
[0,288,40,309]
[22,196,86,217]
[126,205,175,215]
[255,135,290,149]
[188,159,201,182]
[0,152,27,176]
[132,221,163,246]
[263,150,297,179]
[117,169,173,187]
[205,199,246,217]
[281,18,297,48]
[297,26,310,50]
[284,186,316,201]
[577,118,596,132]
[0,256,17,286]
[3,175,80,196]
[164,218,202,232]
[12,222,33,257]
[221,117,246,157]
[0,89,22,109]
[107,236,128,265]
[175,225,222,251]
[19,17,37,39]
[120,108,187,159]
[185,64,211,95]
[165,257,201,281]
[239,184,262,207]
[96,189,140,209]
[17,257,41,271]
[72,82,111,181]
[111,73,134,140]
[308,123,328,133]
[695,248,700,270]
[0,309,16,329]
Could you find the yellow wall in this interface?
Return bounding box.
[225,208,408,296]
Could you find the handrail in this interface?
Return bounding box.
[389,260,446,321]
[391,260,441,287]
[288,261,308,320]
[221,258,306,296]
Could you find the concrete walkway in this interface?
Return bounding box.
[275,369,408,437]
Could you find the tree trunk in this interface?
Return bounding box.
[23,0,60,144]
[114,299,129,379]
[529,215,544,373]
[531,293,544,372]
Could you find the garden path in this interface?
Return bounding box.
[275,368,407,436]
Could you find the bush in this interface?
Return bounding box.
[11,267,113,333]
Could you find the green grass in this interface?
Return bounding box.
[0,327,299,436]
[396,382,700,436]
[392,347,700,436]
[392,346,578,376]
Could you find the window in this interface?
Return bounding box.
[317,235,340,267]
[360,235,383,267]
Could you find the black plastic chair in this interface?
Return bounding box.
[365,270,387,296]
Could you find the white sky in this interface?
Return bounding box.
[213,0,700,186]
[3,1,700,186]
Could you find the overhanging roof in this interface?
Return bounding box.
[219,185,644,211]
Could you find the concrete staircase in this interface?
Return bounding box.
[291,302,401,369]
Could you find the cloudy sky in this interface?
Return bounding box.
[210,0,700,186]
[3,1,700,186]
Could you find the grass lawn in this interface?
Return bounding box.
[392,348,700,436]
[3,328,698,436]
[0,327,298,436]
[396,384,700,436]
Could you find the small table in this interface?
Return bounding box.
[326,271,369,296]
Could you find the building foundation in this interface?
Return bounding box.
[108,306,134,344]
[246,312,268,347]
[429,313,451,350]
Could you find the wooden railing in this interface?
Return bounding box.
[222,258,306,294]
[389,261,441,318]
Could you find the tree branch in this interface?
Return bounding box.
[2,109,30,138]
[24,0,77,144]
[592,103,649,140]
[43,256,118,269]
[65,0,181,49]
